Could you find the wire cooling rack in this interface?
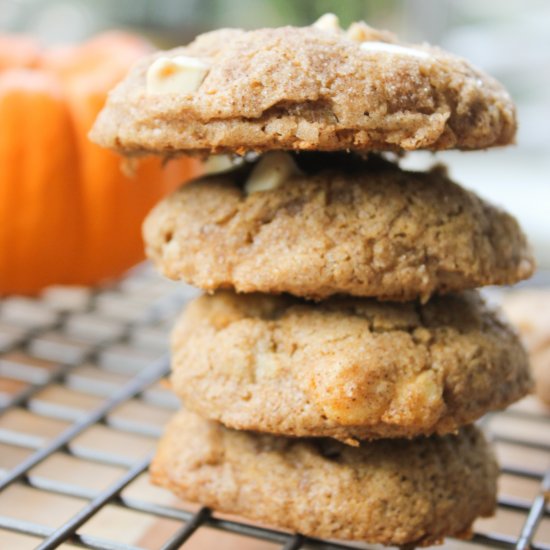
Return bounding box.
[0,265,548,550]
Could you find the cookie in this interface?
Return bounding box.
[144,153,534,301]
[90,17,516,156]
[170,290,532,442]
[501,289,550,406]
[151,410,497,545]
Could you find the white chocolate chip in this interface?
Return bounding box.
[244,152,301,194]
[360,41,430,60]
[164,239,181,259]
[203,154,243,175]
[347,22,370,42]
[346,22,398,44]
[146,55,210,95]
[313,13,341,34]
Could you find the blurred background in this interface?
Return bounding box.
[1,0,549,273]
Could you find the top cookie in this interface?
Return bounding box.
[90,16,516,156]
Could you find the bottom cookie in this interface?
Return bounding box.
[151,410,497,546]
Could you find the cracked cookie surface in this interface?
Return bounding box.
[169,290,532,441]
[90,22,516,155]
[144,155,534,301]
[151,410,497,545]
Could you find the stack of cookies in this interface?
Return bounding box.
[91,15,535,547]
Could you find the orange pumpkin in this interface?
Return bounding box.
[0,33,198,295]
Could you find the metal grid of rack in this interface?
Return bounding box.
[0,266,548,550]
